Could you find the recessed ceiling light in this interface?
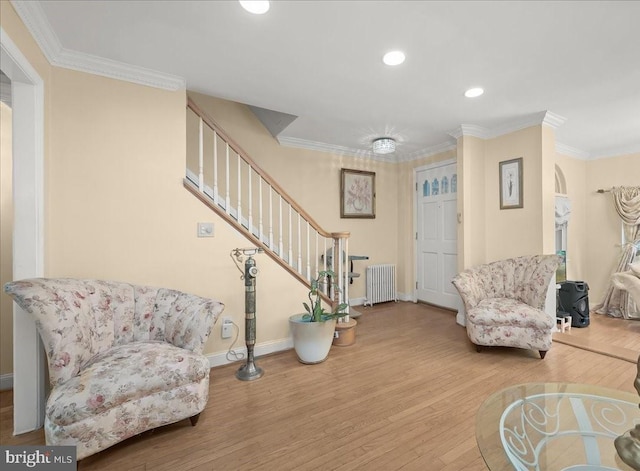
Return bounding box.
[383,51,405,66]
[239,1,270,14]
[464,87,484,98]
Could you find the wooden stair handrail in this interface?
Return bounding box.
[187,97,333,239]
[184,178,336,306]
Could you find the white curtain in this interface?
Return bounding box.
[555,195,572,227]
[595,186,640,319]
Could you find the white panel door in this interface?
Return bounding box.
[416,164,459,309]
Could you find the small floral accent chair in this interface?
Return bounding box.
[451,255,561,359]
[4,278,225,460]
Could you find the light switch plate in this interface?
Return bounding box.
[197,222,214,238]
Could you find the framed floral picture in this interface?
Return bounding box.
[341,168,376,218]
[499,157,523,209]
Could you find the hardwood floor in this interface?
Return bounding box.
[1,302,638,470]
[553,311,640,362]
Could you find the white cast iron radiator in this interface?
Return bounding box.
[364,264,398,306]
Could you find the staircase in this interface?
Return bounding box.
[184,97,349,309]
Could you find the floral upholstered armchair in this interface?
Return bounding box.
[4,278,225,460]
[451,255,561,359]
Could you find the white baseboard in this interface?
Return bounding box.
[351,293,413,307]
[207,337,293,369]
[349,297,365,306]
[0,373,13,391]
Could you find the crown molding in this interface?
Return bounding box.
[11,0,185,90]
[488,110,567,138]
[278,136,457,164]
[555,141,640,161]
[541,111,567,129]
[10,0,62,60]
[277,136,398,162]
[449,111,568,143]
[590,144,640,160]
[556,142,590,160]
[398,141,457,162]
[448,124,488,140]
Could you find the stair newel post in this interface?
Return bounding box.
[331,232,350,313]
[344,236,349,316]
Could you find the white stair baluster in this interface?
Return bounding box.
[306,221,310,281]
[297,214,302,274]
[248,166,253,234]
[212,130,218,206]
[288,204,293,267]
[198,118,204,191]
[315,231,319,278]
[278,195,283,257]
[225,144,230,215]
[237,154,242,225]
[268,186,274,250]
[258,176,263,243]
[323,237,327,272]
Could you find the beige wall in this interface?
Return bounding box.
[458,136,486,269]
[1,102,13,375]
[457,126,557,270]
[483,126,552,261]
[585,152,640,303]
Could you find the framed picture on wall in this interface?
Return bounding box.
[499,157,523,209]
[340,168,376,218]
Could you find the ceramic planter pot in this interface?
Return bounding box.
[289,314,337,364]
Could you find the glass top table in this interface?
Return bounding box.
[476,383,640,471]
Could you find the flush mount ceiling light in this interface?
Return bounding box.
[372,138,396,155]
[383,51,406,66]
[464,87,484,98]
[239,1,270,14]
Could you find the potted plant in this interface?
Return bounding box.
[289,270,349,364]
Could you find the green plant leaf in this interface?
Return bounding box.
[334,303,349,313]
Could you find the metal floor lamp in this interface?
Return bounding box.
[231,247,264,381]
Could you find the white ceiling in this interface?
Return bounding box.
[12,0,640,160]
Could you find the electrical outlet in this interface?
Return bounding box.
[221,317,233,339]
